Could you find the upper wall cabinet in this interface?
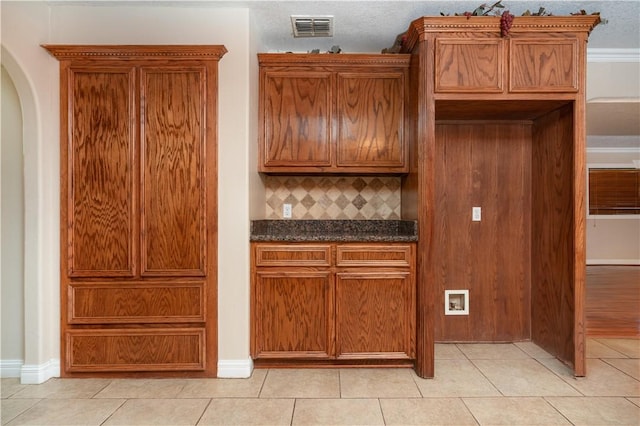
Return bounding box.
[428,18,583,95]
[258,54,410,174]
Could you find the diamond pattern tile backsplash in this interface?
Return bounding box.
[265,176,401,219]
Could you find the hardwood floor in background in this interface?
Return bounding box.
[586,265,640,337]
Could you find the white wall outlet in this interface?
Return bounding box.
[283,203,292,218]
[472,206,481,222]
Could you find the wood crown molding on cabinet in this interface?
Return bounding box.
[403,15,602,52]
[42,44,228,60]
[257,53,411,68]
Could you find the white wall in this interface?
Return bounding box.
[1,1,254,381]
[1,66,25,376]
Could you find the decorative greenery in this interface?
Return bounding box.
[438,1,604,37]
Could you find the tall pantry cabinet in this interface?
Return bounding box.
[44,45,226,377]
[400,16,601,378]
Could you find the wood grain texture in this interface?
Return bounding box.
[586,266,640,337]
[255,244,332,267]
[251,242,416,364]
[254,271,334,358]
[68,68,136,277]
[435,39,504,93]
[262,71,332,167]
[404,15,595,377]
[66,329,205,372]
[46,45,225,378]
[336,72,405,167]
[69,282,205,323]
[510,39,578,92]
[531,104,578,371]
[141,68,206,276]
[336,272,414,359]
[336,244,412,267]
[434,122,531,342]
[258,54,410,174]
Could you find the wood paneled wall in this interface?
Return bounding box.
[434,122,532,342]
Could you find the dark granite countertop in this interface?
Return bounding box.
[250,220,418,242]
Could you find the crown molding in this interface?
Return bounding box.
[587,48,640,63]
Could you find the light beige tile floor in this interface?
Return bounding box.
[1,338,638,425]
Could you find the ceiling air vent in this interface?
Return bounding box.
[291,15,333,38]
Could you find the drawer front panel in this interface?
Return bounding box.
[254,244,332,267]
[66,328,205,372]
[69,282,205,323]
[336,244,412,267]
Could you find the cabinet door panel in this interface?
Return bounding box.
[68,68,136,277]
[435,39,504,93]
[336,73,405,168]
[141,67,207,276]
[254,271,334,358]
[262,71,332,168]
[66,328,205,372]
[509,39,578,92]
[336,272,414,359]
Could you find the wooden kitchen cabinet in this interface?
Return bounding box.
[401,15,600,378]
[44,45,226,377]
[434,32,578,94]
[251,242,415,363]
[258,54,410,174]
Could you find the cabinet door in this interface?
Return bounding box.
[335,271,415,359]
[509,39,578,92]
[254,270,334,359]
[336,72,406,170]
[66,66,137,277]
[435,39,504,93]
[140,66,208,276]
[261,71,332,169]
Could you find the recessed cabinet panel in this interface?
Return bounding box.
[262,71,332,168]
[141,68,207,276]
[435,39,504,93]
[69,282,205,323]
[509,39,578,92]
[254,271,334,358]
[336,272,415,359]
[337,73,405,167]
[68,68,136,277]
[66,329,205,372]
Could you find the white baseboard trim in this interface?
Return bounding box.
[588,259,640,265]
[217,358,253,378]
[20,359,60,384]
[1,359,24,378]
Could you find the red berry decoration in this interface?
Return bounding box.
[500,10,515,37]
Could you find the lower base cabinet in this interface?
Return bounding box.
[251,242,416,362]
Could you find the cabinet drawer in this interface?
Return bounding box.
[509,39,578,92]
[68,282,205,324]
[254,244,332,267]
[435,38,504,93]
[336,244,413,267]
